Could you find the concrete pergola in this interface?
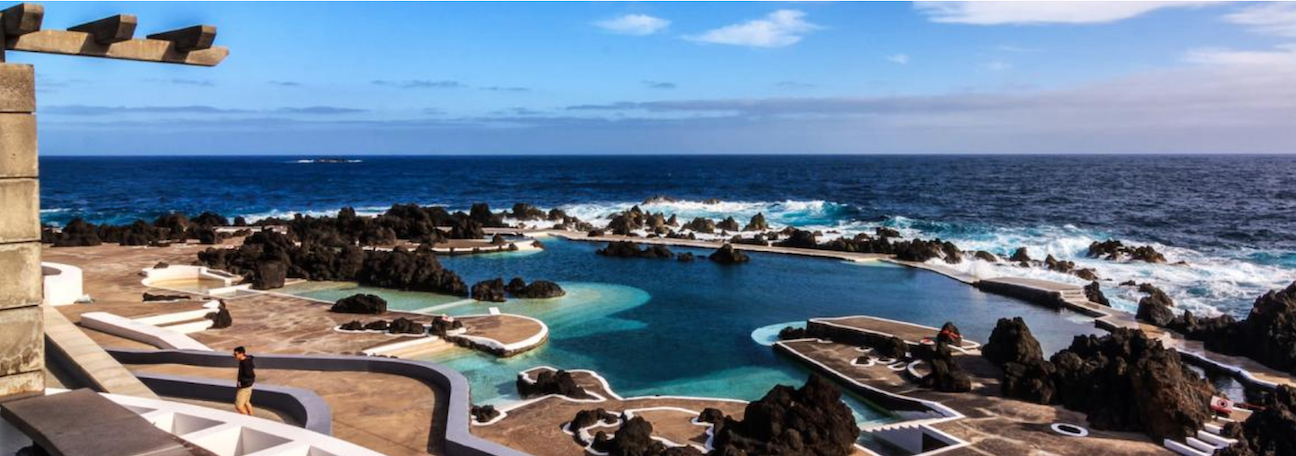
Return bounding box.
[0,2,227,399]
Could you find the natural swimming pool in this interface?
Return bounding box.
[285,237,1104,425]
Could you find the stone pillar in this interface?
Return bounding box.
[0,63,44,398]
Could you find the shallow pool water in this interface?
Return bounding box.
[286,237,1104,425]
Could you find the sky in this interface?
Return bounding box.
[17,1,1296,155]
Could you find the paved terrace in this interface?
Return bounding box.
[41,242,546,455]
[472,366,754,456]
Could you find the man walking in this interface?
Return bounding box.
[233,346,256,415]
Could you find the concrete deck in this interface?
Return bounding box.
[812,315,981,351]
[472,366,750,456]
[777,338,1170,455]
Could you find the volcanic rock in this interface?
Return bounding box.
[338,320,364,331]
[1137,285,1176,326]
[710,375,860,456]
[252,260,287,290]
[983,317,1046,367]
[331,294,387,314]
[682,217,716,234]
[974,251,999,262]
[205,301,233,329]
[744,213,770,232]
[708,244,750,264]
[471,404,500,423]
[514,280,566,299]
[778,326,808,340]
[875,227,901,238]
[1216,385,1296,456]
[387,317,424,335]
[517,369,590,399]
[774,229,818,249]
[1085,281,1111,306]
[915,343,972,393]
[50,218,102,247]
[676,252,694,262]
[697,408,725,424]
[471,278,507,302]
[1009,247,1032,263]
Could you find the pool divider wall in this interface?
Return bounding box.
[106,348,530,456]
[130,371,332,435]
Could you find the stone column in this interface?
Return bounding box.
[0,63,44,398]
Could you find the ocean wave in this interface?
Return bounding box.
[286,159,363,164]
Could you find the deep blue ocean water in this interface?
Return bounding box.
[41,155,1296,317]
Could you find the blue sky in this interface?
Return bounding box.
[20,1,1296,154]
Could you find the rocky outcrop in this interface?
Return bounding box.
[331,294,388,314]
[589,416,698,456]
[983,317,1046,367]
[363,320,389,331]
[471,404,500,423]
[698,408,725,424]
[387,317,424,335]
[875,227,901,238]
[778,326,808,340]
[252,260,287,290]
[471,278,507,302]
[338,320,364,331]
[744,213,770,232]
[428,315,463,337]
[676,252,694,262]
[512,280,566,299]
[517,370,590,399]
[569,408,619,435]
[1009,247,1032,264]
[914,343,972,392]
[1088,240,1168,263]
[1085,281,1111,306]
[682,217,716,234]
[1216,385,1296,456]
[708,244,750,264]
[1051,328,1215,441]
[1136,284,1176,326]
[717,217,741,232]
[50,218,103,247]
[509,203,547,221]
[774,229,818,249]
[205,301,232,329]
[596,241,674,259]
[893,238,962,264]
[973,251,999,262]
[1175,281,1296,376]
[710,375,860,456]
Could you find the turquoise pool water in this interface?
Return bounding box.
[287,237,1104,425]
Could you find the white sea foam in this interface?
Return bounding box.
[554,198,1295,316]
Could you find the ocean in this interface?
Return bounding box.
[40,154,1296,317]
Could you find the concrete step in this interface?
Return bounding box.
[1203,423,1224,434]
[1184,436,1219,452]
[1164,439,1212,456]
[1197,430,1236,448]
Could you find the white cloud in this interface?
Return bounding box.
[594,14,670,36]
[1224,3,1296,37]
[686,10,820,48]
[886,53,910,64]
[914,1,1206,25]
[1183,44,1296,66]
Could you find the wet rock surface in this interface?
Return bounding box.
[471,278,508,302]
[596,241,674,259]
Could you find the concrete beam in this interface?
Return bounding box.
[0,64,34,112]
[145,24,215,52]
[0,114,37,178]
[1,3,44,37]
[68,14,136,45]
[6,30,228,66]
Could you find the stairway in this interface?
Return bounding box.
[1163,417,1239,456]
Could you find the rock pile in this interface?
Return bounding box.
[331,294,388,314]
[709,375,860,456]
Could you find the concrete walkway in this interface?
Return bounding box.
[43,306,157,399]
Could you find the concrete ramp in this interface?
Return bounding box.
[43,306,157,399]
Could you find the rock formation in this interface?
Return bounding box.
[774,229,819,249]
[50,218,102,247]
[1009,247,1032,264]
[1084,281,1111,306]
[1088,239,1168,263]
[778,326,808,340]
[387,317,424,335]
[331,294,388,314]
[205,301,233,329]
[983,317,1055,403]
[676,252,694,262]
[471,278,507,302]
[682,217,716,234]
[471,404,500,423]
[513,280,566,299]
[914,343,972,393]
[517,370,590,399]
[1216,385,1296,456]
[717,217,741,232]
[708,244,750,264]
[709,375,860,456]
[1136,284,1176,327]
[744,213,770,232]
[596,241,674,259]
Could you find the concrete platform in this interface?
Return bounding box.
[1,388,212,456]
